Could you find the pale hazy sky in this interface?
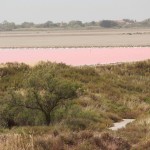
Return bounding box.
[0,0,149,23]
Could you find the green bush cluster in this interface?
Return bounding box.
[0,60,150,131]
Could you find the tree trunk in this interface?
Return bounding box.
[45,113,51,126]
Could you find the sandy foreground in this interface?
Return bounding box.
[0,29,150,48]
[0,47,150,66]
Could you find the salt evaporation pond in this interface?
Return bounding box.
[0,48,150,66]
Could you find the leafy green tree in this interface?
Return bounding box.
[68,20,83,28]
[0,90,22,128]
[20,22,35,28]
[0,21,16,31]
[23,70,80,125]
[100,20,118,28]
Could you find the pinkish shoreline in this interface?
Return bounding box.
[0,47,150,66]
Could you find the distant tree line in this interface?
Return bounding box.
[0,19,150,31]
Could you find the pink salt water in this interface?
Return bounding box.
[0,48,150,66]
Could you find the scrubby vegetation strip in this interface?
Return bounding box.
[0,60,150,149]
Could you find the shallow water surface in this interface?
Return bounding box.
[0,48,150,66]
[109,119,135,131]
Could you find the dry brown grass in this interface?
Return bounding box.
[115,115,150,149]
[0,131,131,150]
[0,134,34,150]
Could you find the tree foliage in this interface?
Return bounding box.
[0,64,81,127]
[22,69,80,125]
[100,20,119,28]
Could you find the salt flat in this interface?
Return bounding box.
[0,29,150,48]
